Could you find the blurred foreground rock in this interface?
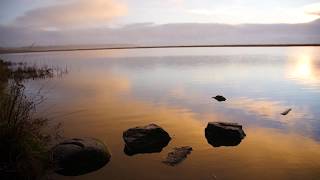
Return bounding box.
[51,138,111,176]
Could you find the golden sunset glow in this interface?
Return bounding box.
[287,51,320,87]
[294,55,312,78]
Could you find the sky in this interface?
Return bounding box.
[0,0,320,46]
[1,0,320,29]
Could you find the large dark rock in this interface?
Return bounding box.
[123,124,171,155]
[163,146,192,166]
[205,122,246,147]
[51,138,111,176]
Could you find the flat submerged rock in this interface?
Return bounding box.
[163,146,192,166]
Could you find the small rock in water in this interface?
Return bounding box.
[212,95,226,102]
[281,108,292,115]
[163,146,192,166]
[123,124,171,155]
[205,122,246,147]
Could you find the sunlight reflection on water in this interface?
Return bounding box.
[287,52,320,91]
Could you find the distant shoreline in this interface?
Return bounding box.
[1,44,320,54]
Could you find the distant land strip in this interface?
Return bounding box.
[1,44,320,54]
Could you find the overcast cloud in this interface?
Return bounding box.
[0,0,320,47]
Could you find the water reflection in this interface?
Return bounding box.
[287,50,320,90]
[227,97,312,122]
[1,47,320,179]
[123,145,164,156]
[123,140,170,156]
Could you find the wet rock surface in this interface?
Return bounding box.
[212,95,227,102]
[205,122,246,147]
[51,138,111,176]
[163,146,192,166]
[123,124,171,156]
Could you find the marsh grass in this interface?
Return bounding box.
[0,59,63,179]
[0,60,54,81]
[0,60,10,89]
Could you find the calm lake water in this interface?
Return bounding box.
[1,47,320,179]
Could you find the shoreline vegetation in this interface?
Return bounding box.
[0,59,62,179]
[1,43,320,54]
[0,59,113,179]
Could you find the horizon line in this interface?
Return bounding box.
[1,43,320,54]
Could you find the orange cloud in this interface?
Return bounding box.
[14,0,127,29]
